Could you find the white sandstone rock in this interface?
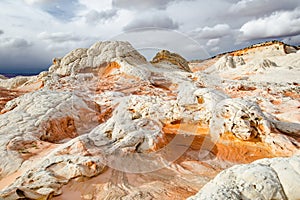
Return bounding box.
[210,98,271,140]
[0,89,100,177]
[188,156,300,200]
[49,41,149,78]
[0,76,32,89]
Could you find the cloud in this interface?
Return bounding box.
[112,28,210,60]
[206,38,220,46]
[79,0,112,11]
[24,0,52,4]
[240,9,300,41]
[24,0,82,21]
[0,37,38,72]
[2,0,300,72]
[123,13,178,31]
[283,35,300,45]
[193,24,232,39]
[230,0,300,16]
[0,30,3,35]
[0,38,32,48]
[38,32,83,43]
[85,9,118,24]
[113,0,180,10]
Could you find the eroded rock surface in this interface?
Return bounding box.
[151,50,192,72]
[0,40,299,199]
[188,156,300,200]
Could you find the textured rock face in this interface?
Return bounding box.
[210,98,271,141]
[0,76,32,89]
[49,41,148,77]
[188,156,300,200]
[0,41,299,199]
[208,55,245,71]
[0,75,7,79]
[0,90,100,178]
[198,41,300,83]
[151,49,192,72]
[0,88,25,111]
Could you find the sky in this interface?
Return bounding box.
[1,0,300,73]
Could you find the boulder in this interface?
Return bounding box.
[187,156,300,200]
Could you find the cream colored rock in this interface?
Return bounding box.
[0,153,105,199]
[0,75,7,79]
[49,41,149,78]
[193,88,228,123]
[0,40,299,200]
[0,76,32,89]
[210,98,271,140]
[0,89,100,177]
[188,156,300,200]
[205,55,245,73]
[151,50,192,72]
[89,95,167,153]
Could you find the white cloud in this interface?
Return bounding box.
[230,0,300,16]
[38,32,82,43]
[1,0,300,72]
[123,12,178,31]
[112,0,181,10]
[112,28,210,60]
[206,38,220,46]
[24,0,52,5]
[193,24,232,39]
[240,9,300,40]
[85,9,118,24]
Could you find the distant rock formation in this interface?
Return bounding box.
[151,50,192,72]
[0,75,7,80]
[196,41,300,84]
[228,40,299,57]
[205,55,245,72]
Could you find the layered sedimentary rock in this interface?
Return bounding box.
[0,40,299,199]
[151,49,192,72]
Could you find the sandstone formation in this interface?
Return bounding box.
[188,155,300,200]
[49,41,148,77]
[151,50,192,72]
[0,75,7,79]
[0,40,299,199]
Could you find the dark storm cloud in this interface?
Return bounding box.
[283,35,300,45]
[0,37,44,73]
[0,38,32,48]
[0,30,3,35]
[85,9,118,24]
[123,13,178,31]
